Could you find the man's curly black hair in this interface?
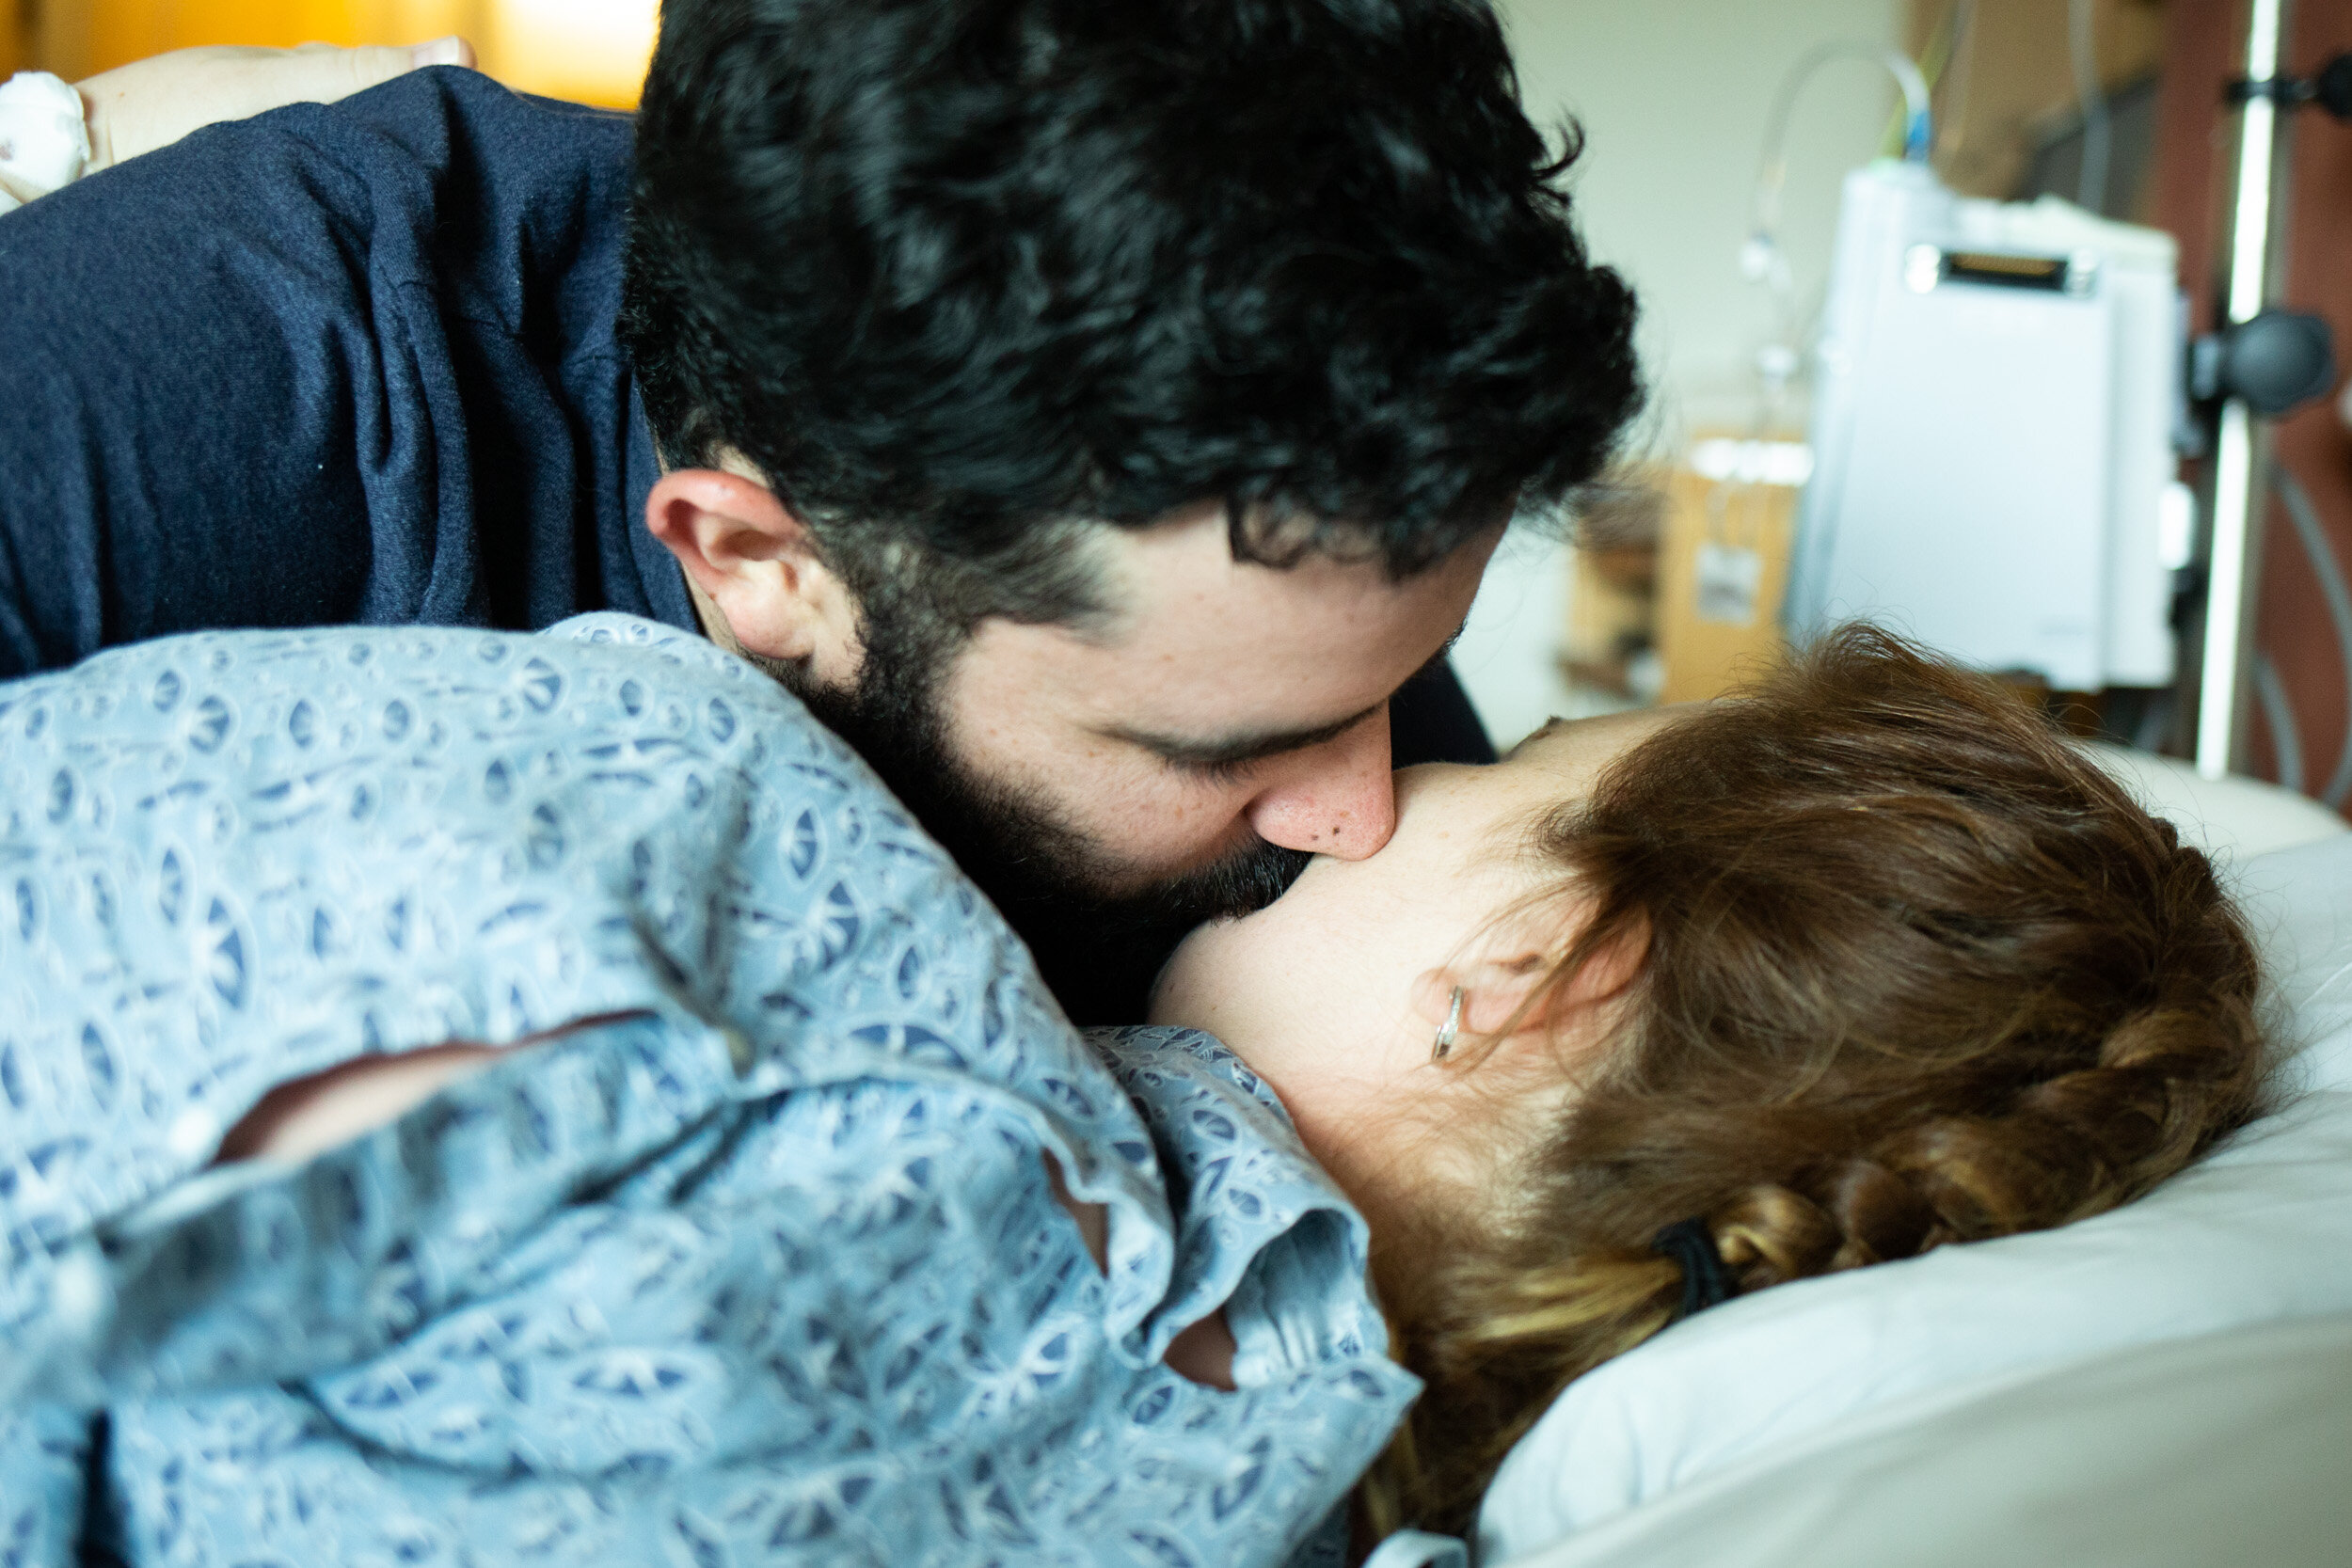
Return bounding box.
[622,0,1643,632]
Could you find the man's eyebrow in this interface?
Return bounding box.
[1114,699,1390,771]
[1115,617,1472,771]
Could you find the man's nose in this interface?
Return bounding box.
[1242,705,1399,860]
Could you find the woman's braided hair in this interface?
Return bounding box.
[1372,625,2273,1535]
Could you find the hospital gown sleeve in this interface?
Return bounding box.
[0,615,1416,1566]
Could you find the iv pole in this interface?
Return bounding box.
[2196,0,2285,780]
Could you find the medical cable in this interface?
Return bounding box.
[2254,655,2304,796]
[1740,43,1933,421]
[1744,42,1931,285]
[2271,467,2352,808]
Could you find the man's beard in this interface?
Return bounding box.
[771,634,1311,1025]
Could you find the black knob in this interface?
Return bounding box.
[2315,53,2352,120]
[2220,309,2336,416]
[2225,52,2352,118]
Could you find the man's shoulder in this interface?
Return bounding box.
[311,68,635,250]
[230,68,636,311]
[214,66,633,212]
[0,71,654,673]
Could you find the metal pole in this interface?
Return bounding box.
[2197,0,2285,779]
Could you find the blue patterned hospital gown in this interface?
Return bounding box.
[0,614,1417,1566]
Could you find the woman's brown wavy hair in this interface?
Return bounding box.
[1367,625,2272,1537]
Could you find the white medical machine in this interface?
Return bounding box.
[1784,161,2186,691]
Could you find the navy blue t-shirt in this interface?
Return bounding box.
[0,67,692,674]
[0,64,1493,783]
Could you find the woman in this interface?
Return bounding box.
[1151,623,2269,1538]
[0,616,2265,1563]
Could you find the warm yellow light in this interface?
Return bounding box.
[72,0,660,104]
[485,0,658,108]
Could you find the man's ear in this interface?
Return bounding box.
[1409,914,1648,1040]
[644,467,860,679]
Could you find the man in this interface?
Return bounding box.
[0,0,1640,1017]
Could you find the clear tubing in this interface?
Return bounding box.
[1749,42,1934,255]
[1742,42,1934,420]
[2196,0,2284,780]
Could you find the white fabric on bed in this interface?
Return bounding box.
[0,72,89,214]
[2079,739,2350,862]
[1492,1307,2352,1568]
[1477,829,2352,1563]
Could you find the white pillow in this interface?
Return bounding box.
[1477,832,2352,1563]
[2078,740,2350,861]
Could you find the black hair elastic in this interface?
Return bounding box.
[1652,1217,1739,1323]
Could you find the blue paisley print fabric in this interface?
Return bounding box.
[0,614,1417,1566]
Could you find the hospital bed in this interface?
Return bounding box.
[1472,749,2352,1568]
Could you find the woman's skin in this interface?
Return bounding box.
[1147,706,1679,1227]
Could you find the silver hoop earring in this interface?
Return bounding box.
[1432,986,1465,1062]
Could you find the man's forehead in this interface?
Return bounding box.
[994,506,1498,733]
